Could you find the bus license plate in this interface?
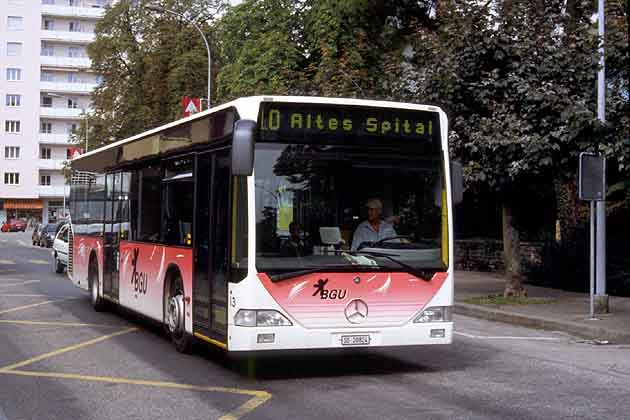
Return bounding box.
[341,335,370,346]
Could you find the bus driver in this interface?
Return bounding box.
[351,198,397,251]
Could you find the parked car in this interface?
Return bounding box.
[1,219,27,232]
[31,223,42,245]
[52,224,70,274]
[39,223,60,248]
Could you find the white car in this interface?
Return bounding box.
[52,224,70,274]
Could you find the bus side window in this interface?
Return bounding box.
[138,166,162,242]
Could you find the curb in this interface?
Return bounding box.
[454,302,630,344]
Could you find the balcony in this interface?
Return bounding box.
[39,185,69,198]
[40,55,92,69]
[39,133,72,145]
[38,159,66,171]
[41,29,95,44]
[40,81,98,94]
[40,107,85,119]
[42,5,106,20]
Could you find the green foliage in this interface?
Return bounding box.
[397,0,608,196]
[88,0,225,146]
[215,0,304,101]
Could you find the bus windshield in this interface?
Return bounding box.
[254,143,447,278]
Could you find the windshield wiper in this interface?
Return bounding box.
[345,251,436,282]
[268,264,364,282]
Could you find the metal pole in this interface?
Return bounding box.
[85,113,88,152]
[595,0,607,304]
[590,201,595,319]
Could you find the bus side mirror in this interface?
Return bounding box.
[232,119,256,176]
[451,161,464,205]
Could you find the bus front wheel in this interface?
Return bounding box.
[165,275,193,354]
[89,259,106,311]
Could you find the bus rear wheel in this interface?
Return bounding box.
[165,275,193,354]
[89,259,106,312]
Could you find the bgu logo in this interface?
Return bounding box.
[312,279,347,300]
[131,248,148,295]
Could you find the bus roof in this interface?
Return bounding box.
[71,96,444,172]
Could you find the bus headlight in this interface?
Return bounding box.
[234,309,293,327]
[414,306,452,323]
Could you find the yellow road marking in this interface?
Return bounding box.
[0,319,120,328]
[0,370,272,419]
[0,326,271,419]
[0,327,138,371]
[219,392,273,420]
[0,260,16,265]
[0,280,41,287]
[28,259,49,265]
[0,297,75,315]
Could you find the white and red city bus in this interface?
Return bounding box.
[69,96,461,353]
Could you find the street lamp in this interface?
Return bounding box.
[145,4,212,109]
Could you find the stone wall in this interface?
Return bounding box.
[455,239,543,273]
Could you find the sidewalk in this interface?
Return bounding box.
[454,271,630,344]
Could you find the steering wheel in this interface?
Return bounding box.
[372,235,412,246]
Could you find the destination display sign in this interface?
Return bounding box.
[258,102,441,150]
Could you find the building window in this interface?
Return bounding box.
[66,123,77,134]
[66,149,73,160]
[40,175,52,186]
[67,98,79,109]
[68,47,81,58]
[7,42,22,56]
[4,173,20,185]
[5,120,21,133]
[4,147,20,159]
[67,73,79,83]
[41,96,53,107]
[42,0,55,5]
[41,42,54,57]
[43,19,55,30]
[41,147,52,160]
[6,68,22,81]
[8,16,24,31]
[69,21,81,32]
[41,71,55,82]
[6,94,22,107]
[9,0,25,6]
[40,121,53,133]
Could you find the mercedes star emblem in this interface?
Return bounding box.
[344,299,368,324]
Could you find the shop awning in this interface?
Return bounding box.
[4,199,43,210]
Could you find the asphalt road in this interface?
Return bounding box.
[1,231,629,420]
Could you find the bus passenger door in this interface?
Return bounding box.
[193,151,229,343]
[103,172,120,300]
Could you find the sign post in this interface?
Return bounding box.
[578,152,606,319]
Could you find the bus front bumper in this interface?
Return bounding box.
[227,321,453,352]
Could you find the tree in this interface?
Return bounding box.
[395,0,603,295]
[88,0,225,146]
[215,0,435,100]
[215,0,304,102]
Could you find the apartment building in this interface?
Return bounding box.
[0,0,110,225]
